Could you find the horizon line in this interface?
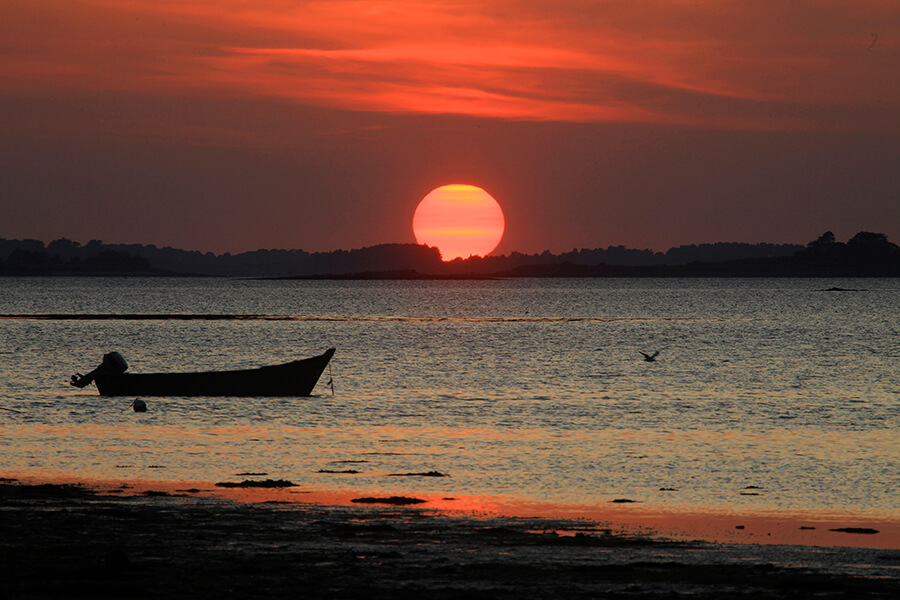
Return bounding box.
[2,235,838,259]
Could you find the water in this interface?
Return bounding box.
[1,277,898,521]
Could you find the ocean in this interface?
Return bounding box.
[1,277,897,525]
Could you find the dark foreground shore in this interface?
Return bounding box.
[1,481,897,599]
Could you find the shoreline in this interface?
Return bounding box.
[2,476,898,599]
[6,473,898,550]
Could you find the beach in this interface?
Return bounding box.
[2,477,898,599]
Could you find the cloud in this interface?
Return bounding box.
[2,0,898,132]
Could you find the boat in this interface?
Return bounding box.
[70,348,335,397]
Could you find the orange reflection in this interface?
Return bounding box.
[9,472,899,550]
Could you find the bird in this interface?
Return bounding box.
[639,351,660,362]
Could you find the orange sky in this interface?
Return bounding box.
[1,1,899,253]
[5,0,898,131]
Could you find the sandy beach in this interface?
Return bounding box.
[2,477,897,599]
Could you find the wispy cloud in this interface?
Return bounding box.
[3,0,898,131]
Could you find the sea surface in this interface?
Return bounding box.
[1,277,898,523]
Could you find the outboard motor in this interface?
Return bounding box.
[102,352,128,375]
[71,352,129,388]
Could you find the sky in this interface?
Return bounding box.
[2,0,898,256]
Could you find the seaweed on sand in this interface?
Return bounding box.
[214,479,297,488]
[351,496,427,505]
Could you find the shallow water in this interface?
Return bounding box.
[1,277,898,520]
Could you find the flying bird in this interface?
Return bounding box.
[640,351,660,362]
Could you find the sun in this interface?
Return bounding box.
[412,184,505,261]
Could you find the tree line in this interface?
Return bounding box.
[0,232,896,277]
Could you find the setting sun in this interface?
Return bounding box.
[412,184,505,261]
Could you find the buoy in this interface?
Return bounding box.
[132,399,147,413]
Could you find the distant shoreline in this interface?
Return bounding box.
[279,267,900,280]
[3,270,900,279]
[4,231,898,278]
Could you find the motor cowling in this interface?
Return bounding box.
[102,352,128,375]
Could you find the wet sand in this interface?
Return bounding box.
[1,478,898,599]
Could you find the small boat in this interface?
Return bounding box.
[71,348,335,397]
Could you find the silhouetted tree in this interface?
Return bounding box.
[47,238,83,261]
[847,232,895,252]
[810,231,836,246]
[804,231,839,255]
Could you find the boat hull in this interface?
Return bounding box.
[94,348,335,397]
